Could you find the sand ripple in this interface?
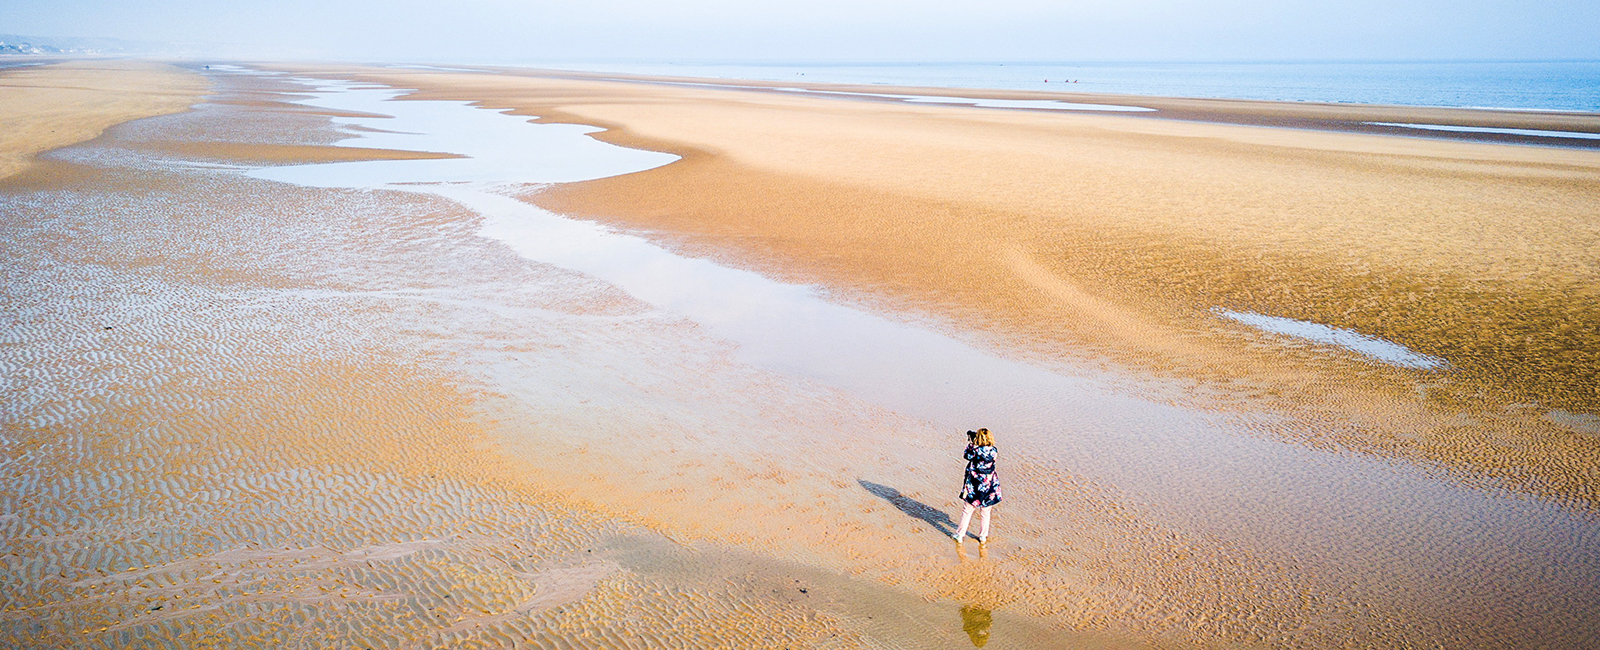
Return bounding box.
[0,97,869,648]
[6,66,1597,649]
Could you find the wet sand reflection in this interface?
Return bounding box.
[961,604,994,647]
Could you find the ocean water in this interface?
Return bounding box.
[518,60,1600,112]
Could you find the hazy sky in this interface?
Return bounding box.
[4,0,1597,62]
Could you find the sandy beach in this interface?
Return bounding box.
[348,63,1600,504]
[3,60,1599,649]
[0,60,207,180]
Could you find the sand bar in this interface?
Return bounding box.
[0,59,208,180]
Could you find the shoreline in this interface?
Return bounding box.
[431,62,1600,147]
[497,58,1600,110]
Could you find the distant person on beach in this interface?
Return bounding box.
[953,428,1002,543]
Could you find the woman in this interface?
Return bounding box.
[953,427,1002,543]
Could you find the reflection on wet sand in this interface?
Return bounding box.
[961,604,994,647]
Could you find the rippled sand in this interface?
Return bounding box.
[1,68,1117,648]
[5,63,1600,649]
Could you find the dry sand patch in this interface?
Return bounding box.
[0,60,206,180]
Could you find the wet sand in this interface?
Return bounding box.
[1,65,1128,649]
[4,62,1600,649]
[292,63,1600,505]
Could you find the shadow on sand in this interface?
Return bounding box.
[859,479,956,537]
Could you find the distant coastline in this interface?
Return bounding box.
[500,59,1600,113]
[467,64,1600,149]
[0,33,190,57]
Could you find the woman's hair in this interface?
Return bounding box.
[969,428,995,447]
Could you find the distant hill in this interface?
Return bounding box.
[0,34,174,55]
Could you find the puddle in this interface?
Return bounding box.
[200,63,283,77]
[249,80,676,187]
[0,60,50,71]
[1214,308,1446,369]
[1547,410,1600,436]
[1366,121,1600,140]
[234,71,1600,639]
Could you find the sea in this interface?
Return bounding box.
[512,60,1600,113]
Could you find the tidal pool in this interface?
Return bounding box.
[1214,307,1447,369]
[1367,121,1600,140]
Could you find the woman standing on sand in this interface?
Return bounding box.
[953,428,1002,543]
